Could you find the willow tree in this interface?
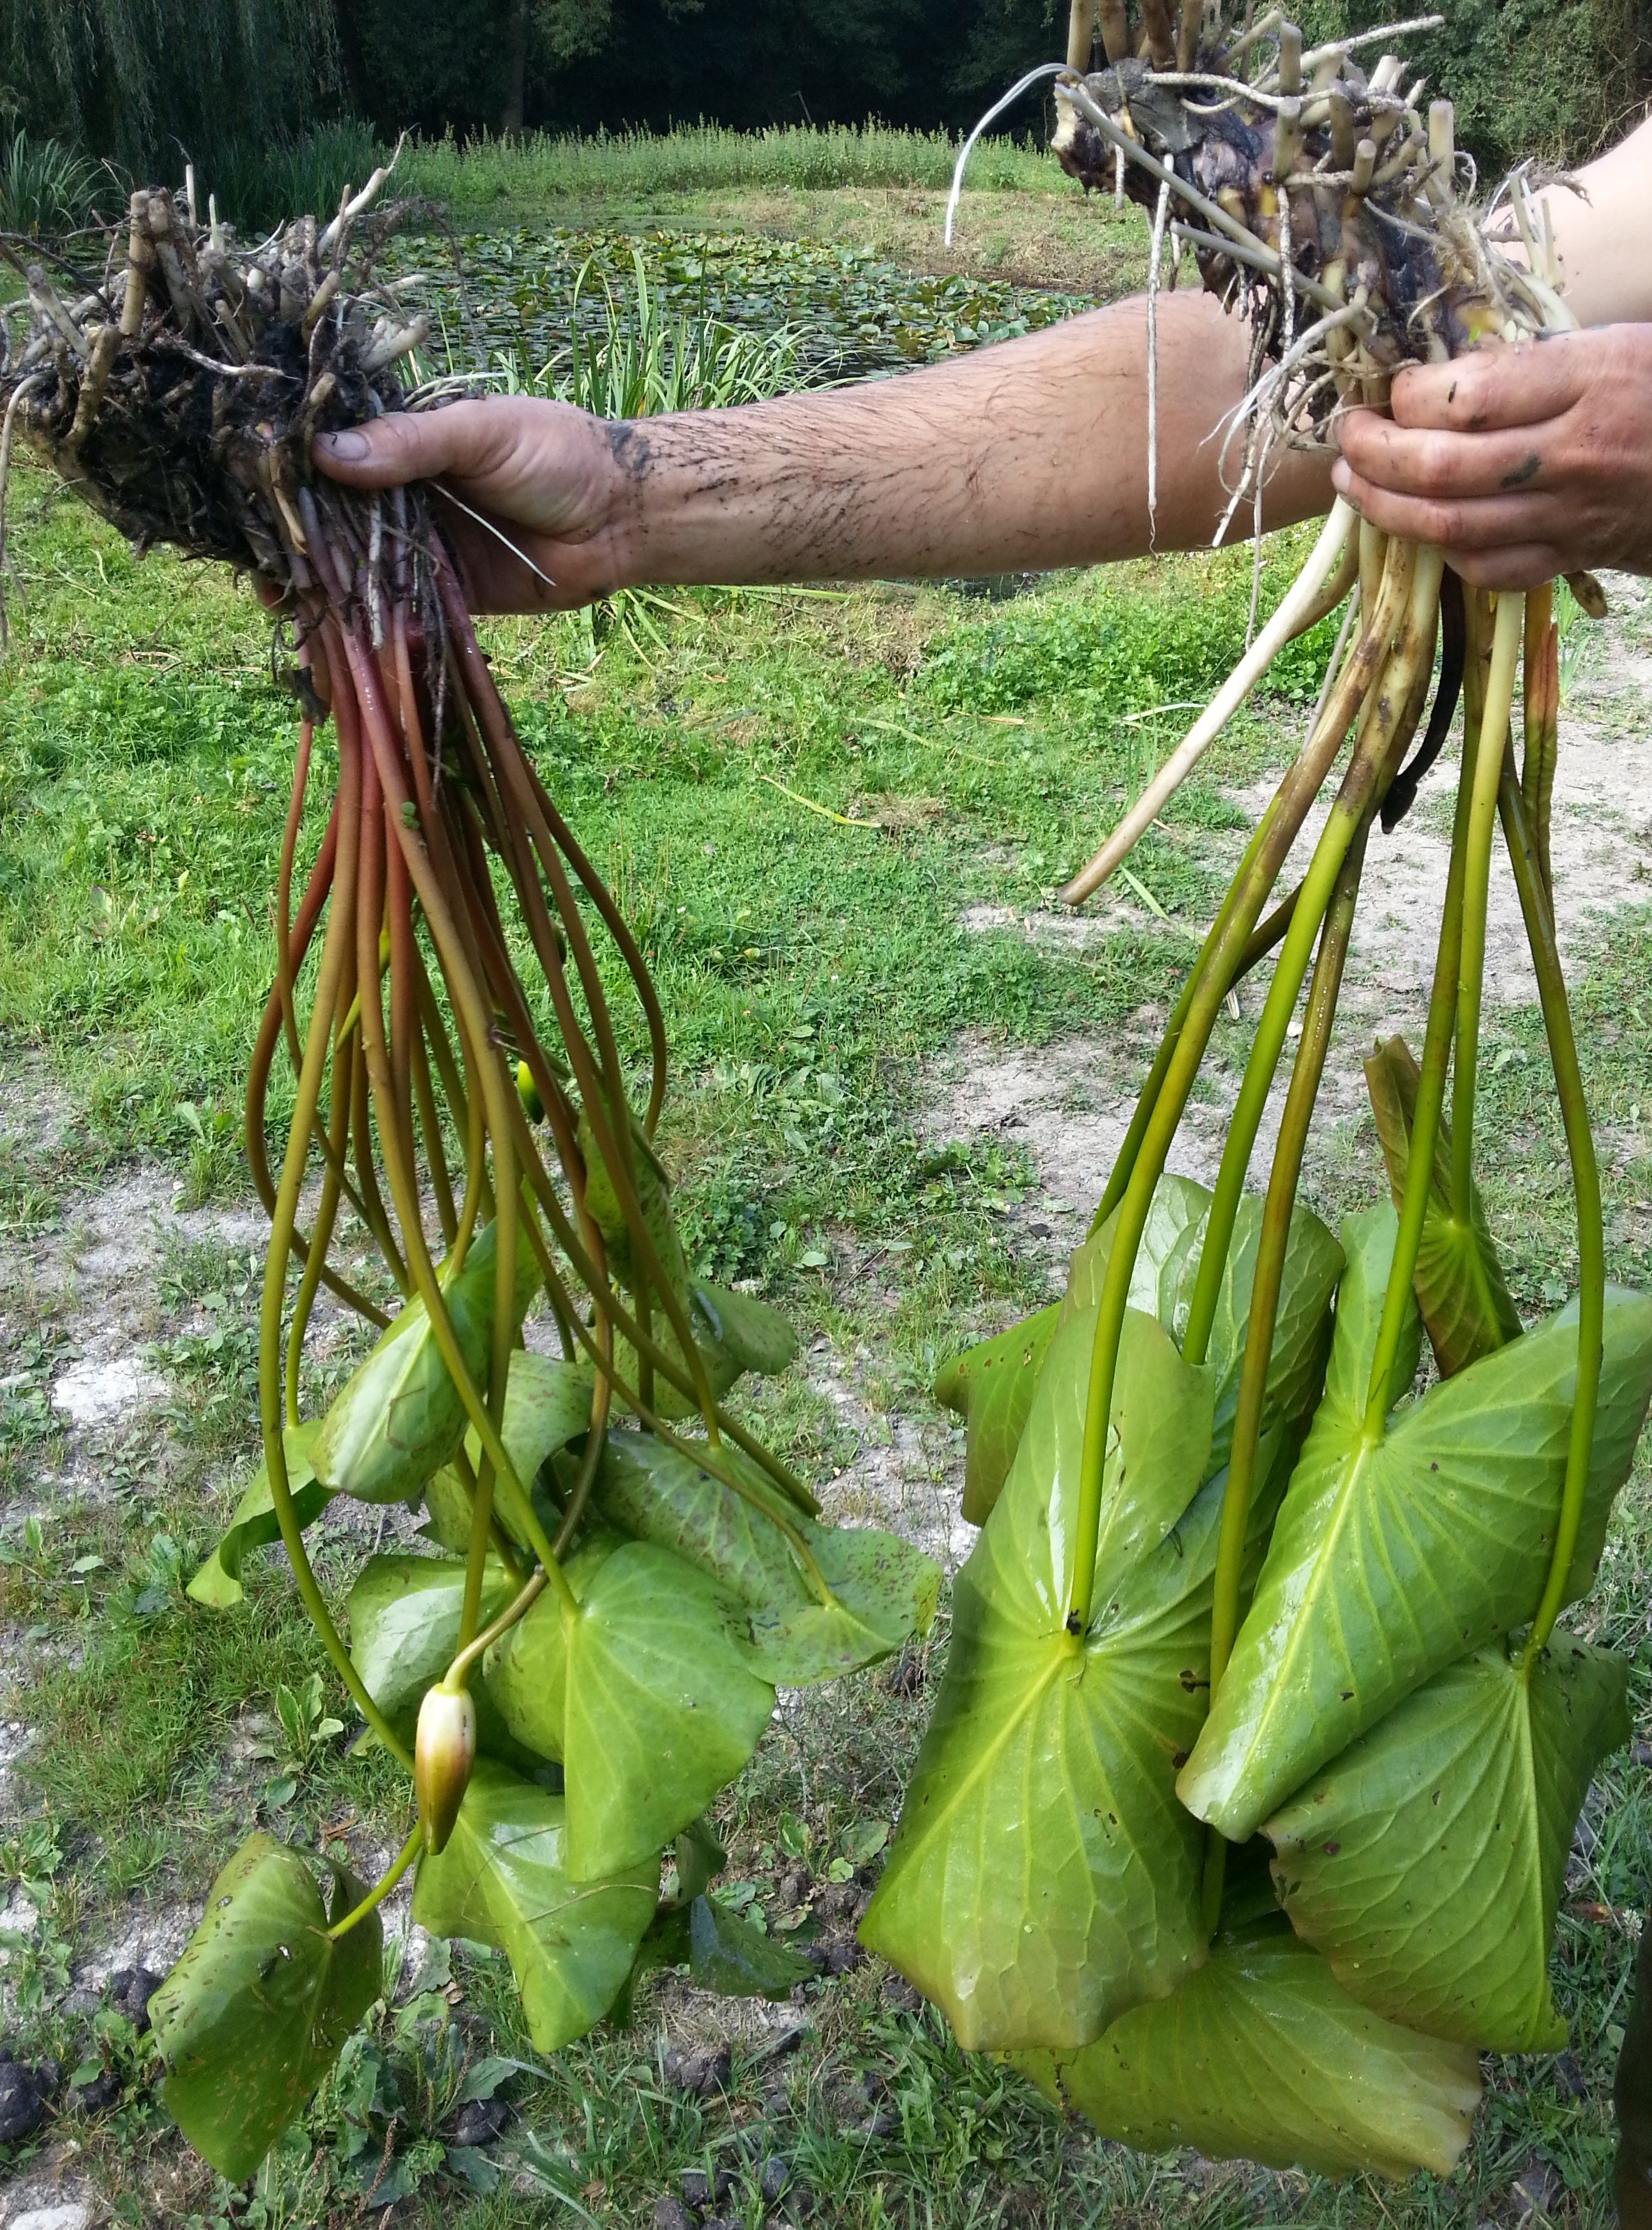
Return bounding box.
[3,0,342,177]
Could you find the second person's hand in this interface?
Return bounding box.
[1332,325,1652,588]
[313,395,633,613]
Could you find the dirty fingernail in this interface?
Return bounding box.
[316,429,369,463]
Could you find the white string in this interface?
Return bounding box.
[944,63,1069,246]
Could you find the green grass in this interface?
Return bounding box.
[191,120,1063,234]
[400,121,1060,213]
[0,254,1648,2226]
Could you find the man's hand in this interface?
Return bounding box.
[1333,325,1652,587]
[313,397,630,613]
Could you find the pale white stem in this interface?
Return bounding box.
[945,63,1068,248]
[1300,15,1443,70]
[1146,179,1172,546]
[1061,497,1357,904]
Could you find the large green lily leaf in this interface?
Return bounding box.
[594,1428,803,1606]
[689,1893,816,1998]
[481,1532,625,1762]
[935,1304,1060,1527]
[578,1102,684,1294]
[1016,1921,1480,2178]
[1267,1630,1629,2050]
[187,1424,327,1609]
[614,1280,797,1423]
[1178,1204,1652,1841]
[1066,1176,1343,1474]
[423,1348,596,1552]
[693,1279,797,1377]
[412,1760,658,2052]
[151,1834,381,2181]
[859,1302,1224,2051]
[347,1554,513,1726]
[744,1519,940,1685]
[1366,1033,1522,1377]
[594,1428,937,1684]
[347,1552,535,1765]
[313,1220,539,1505]
[562,1541,776,1879]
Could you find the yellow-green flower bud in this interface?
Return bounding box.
[414,1679,476,1855]
[516,1059,545,1125]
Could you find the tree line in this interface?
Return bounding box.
[4,0,1647,190]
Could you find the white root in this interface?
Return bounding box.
[1061,497,1357,904]
[1146,178,1172,545]
[945,63,1069,248]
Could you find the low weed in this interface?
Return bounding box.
[401,121,1059,211]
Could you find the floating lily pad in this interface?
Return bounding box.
[562,1541,776,1878]
[151,1834,381,2181]
[1267,1630,1629,2049]
[859,1303,1224,2051]
[1016,1922,1480,2178]
[1178,1205,1652,1841]
[412,1760,658,2051]
[187,1423,326,1609]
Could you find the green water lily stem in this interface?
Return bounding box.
[1200,818,1368,1931]
[1449,590,1526,1223]
[1499,765,1605,1659]
[326,1825,422,1942]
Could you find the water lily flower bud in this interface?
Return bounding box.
[516,1060,545,1124]
[415,1679,476,1855]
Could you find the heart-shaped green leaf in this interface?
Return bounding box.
[1178,1205,1652,1841]
[935,1303,1060,1527]
[593,1428,937,1683]
[313,1219,539,1505]
[614,1281,794,1422]
[187,1424,327,1609]
[1366,1033,1522,1377]
[579,1103,684,1294]
[563,1541,776,1878]
[347,1553,513,1726]
[151,1834,381,2181]
[423,1347,596,1552]
[1015,1922,1480,2178]
[1267,1630,1629,2050]
[689,1893,815,1998]
[1066,1176,1343,1475]
[859,1303,1225,2051]
[744,1519,940,1685]
[412,1760,658,2051]
[693,1279,797,1377]
[594,1429,803,1607]
[481,1532,625,1762]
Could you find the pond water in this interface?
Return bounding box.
[395,226,1099,384]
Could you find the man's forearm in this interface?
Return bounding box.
[1542,114,1652,328]
[606,290,1332,592]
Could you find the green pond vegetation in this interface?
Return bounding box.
[0,174,1649,2230]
